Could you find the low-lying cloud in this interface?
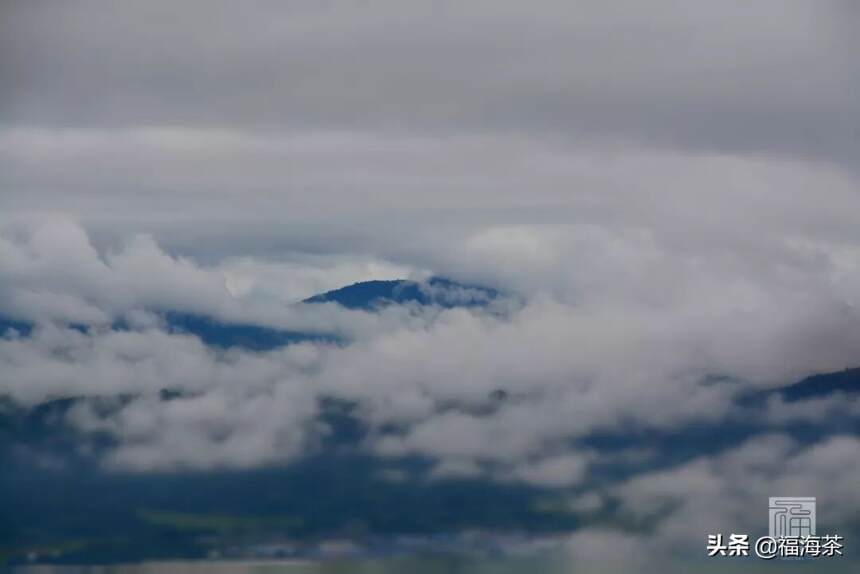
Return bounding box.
[3,219,860,490]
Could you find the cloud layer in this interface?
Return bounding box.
[3,219,860,480]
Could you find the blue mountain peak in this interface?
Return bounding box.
[302,276,498,310]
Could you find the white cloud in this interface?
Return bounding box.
[3,218,860,477]
[569,434,860,563]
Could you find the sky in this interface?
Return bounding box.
[2,0,860,567]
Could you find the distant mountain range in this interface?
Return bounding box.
[1,277,500,352]
[1,277,859,565]
[170,277,499,350]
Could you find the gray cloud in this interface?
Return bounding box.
[2,1,858,165]
[2,1,859,258]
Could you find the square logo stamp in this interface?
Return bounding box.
[769,497,816,538]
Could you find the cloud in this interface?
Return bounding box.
[2,1,858,165]
[0,216,415,336]
[3,218,860,478]
[562,434,860,569]
[73,379,320,472]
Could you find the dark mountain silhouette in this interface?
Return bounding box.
[777,367,860,402]
[1,277,498,353]
[303,277,498,310]
[162,312,333,351]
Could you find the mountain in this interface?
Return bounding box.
[0,277,498,354]
[5,277,860,565]
[0,318,32,337]
[0,395,570,565]
[777,367,860,402]
[303,277,499,310]
[162,312,332,351]
[3,366,860,564]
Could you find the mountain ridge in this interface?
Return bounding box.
[303,276,499,310]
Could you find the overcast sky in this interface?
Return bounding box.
[2,0,859,255]
[2,1,860,564]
